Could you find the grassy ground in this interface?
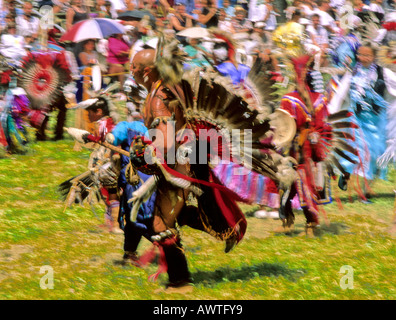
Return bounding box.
[0,110,395,300]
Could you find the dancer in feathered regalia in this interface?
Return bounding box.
[0,87,31,156]
[276,55,335,235]
[60,80,158,263]
[337,43,389,201]
[271,22,360,236]
[331,12,396,202]
[127,35,297,290]
[59,84,124,234]
[376,13,396,171]
[0,55,31,156]
[19,50,73,141]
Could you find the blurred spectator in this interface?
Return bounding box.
[103,1,114,17]
[285,0,301,20]
[263,0,278,42]
[251,21,267,46]
[159,0,195,15]
[0,0,21,33]
[306,13,329,51]
[300,0,316,17]
[125,0,137,10]
[218,8,235,32]
[79,39,99,67]
[0,22,27,64]
[222,0,235,19]
[5,0,22,17]
[369,0,386,22]
[1,13,16,35]
[384,0,395,10]
[352,0,370,12]
[16,2,40,40]
[236,0,248,11]
[38,0,55,8]
[248,0,268,23]
[183,37,212,68]
[313,0,340,35]
[108,0,127,18]
[141,0,158,11]
[231,6,252,33]
[169,3,194,35]
[66,0,90,30]
[198,0,219,28]
[107,33,131,96]
[329,0,345,15]
[53,0,71,14]
[306,13,329,67]
[93,0,113,18]
[369,0,385,13]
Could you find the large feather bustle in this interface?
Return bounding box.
[321,110,361,176]
[19,51,72,109]
[244,55,278,119]
[178,68,295,184]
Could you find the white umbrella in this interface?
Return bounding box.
[59,18,126,43]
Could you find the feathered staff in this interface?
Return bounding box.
[63,127,205,220]
[64,127,129,156]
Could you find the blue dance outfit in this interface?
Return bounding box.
[111,121,157,252]
[341,63,388,180]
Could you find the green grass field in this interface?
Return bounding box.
[0,111,395,300]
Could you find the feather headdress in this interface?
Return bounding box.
[70,82,121,123]
[209,28,239,65]
[154,34,187,86]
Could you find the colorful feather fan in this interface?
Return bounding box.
[19,51,73,109]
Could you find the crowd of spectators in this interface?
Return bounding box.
[0,0,393,58]
[0,0,395,93]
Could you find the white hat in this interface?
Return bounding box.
[254,21,266,28]
[299,18,310,25]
